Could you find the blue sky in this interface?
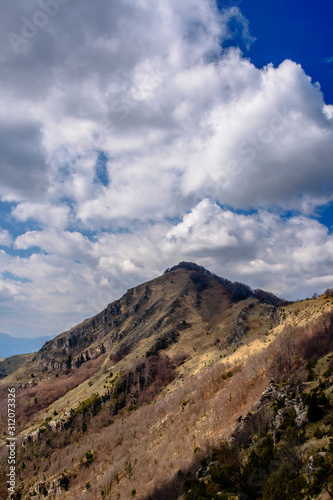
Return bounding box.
[0,0,333,337]
[227,0,333,229]
[235,0,333,103]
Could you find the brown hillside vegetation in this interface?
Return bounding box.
[0,263,333,499]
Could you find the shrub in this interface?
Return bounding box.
[112,343,131,363]
[190,271,209,291]
[172,353,190,367]
[307,367,316,381]
[262,464,306,500]
[146,330,179,357]
[307,393,323,423]
[59,473,70,491]
[82,450,95,466]
[314,427,327,439]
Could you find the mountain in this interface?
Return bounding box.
[26,261,285,375]
[0,262,333,500]
[0,332,55,359]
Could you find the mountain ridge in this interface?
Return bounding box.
[164,261,288,306]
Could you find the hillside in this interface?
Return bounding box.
[0,263,333,499]
[0,354,32,379]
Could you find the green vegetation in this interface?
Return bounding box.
[146,329,179,357]
[81,450,95,466]
[66,354,175,431]
[185,407,333,499]
[59,472,70,491]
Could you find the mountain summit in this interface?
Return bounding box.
[27,262,285,375]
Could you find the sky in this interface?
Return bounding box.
[0,0,333,338]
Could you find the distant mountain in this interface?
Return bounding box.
[0,332,55,359]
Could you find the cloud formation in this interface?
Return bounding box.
[0,0,333,336]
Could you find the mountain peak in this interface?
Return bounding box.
[164,261,286,306]
[10,262,286,378]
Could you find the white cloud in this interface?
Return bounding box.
[0,201,332,336]
[42,52,333,222]
[1,1,332,215]
[0,0,333,336]
[12,202,70,229]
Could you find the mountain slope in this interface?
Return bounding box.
[0,354,32,379]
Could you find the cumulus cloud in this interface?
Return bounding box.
[1,200,333,336]
[12,203,70,229]
[1,0,333,336]
[1,0,331,213]
[44,51,333,221]
[160,200,333,296]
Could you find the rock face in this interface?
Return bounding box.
[28,286,152,372]
[273,395,307,428]
[231,381,308,448]
[30,476,65,499]
[30,298,127,371]
[259,382,308,441]
[227,304,252,344]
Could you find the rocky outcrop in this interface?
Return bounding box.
[269,306,286,328]
[273,395,308,429]
[28,298,127,372]
[256,381,279,405]
[26,282,157,373]
[231,382,308,447]
[258,382,308,434]
[29,474,70,499]
[227,304,253,344]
